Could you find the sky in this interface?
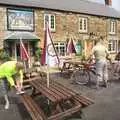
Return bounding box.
[88,0,120,12]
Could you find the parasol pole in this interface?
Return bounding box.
[45,14,50,106]
[20,38,27,72]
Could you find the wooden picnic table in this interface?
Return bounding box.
[60,60,83,74]
[21,74,94,120]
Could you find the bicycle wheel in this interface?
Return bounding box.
[71,68,90,85]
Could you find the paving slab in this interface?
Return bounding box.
[0,72,120,120]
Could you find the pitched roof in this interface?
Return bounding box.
[0,0,120,18]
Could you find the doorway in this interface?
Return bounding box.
[85,40,94,58]
[15,42,29,61]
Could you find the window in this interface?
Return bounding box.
[108,40,117,52]
[44,14,56,31]
[54,42,66,56]
[79,17,88,33]
[109,20,116,34]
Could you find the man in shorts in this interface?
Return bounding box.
[0,61,25,109]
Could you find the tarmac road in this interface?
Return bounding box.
[0,72,120,120]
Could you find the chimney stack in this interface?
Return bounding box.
[105,0,112,5]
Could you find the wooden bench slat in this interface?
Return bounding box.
[48,104,82,120]
[51,82,74,97]
[34,80,63,102]
[22,95,46,120]
[24,76,40,83]
[21,94,47,120]
[39,78,76,100]
[51,81,78,96]
[32,80,72,101]
[40,80,71,100]
[40,81,68,100]
[31,80,58,102]
[74,95,94,107]
[21,95,38,120]
[40,78,75,96]
[50,84,71,99]
[77,95,94,105]
[30,78,79,102]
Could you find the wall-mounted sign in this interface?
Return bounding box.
[7,8,34,31]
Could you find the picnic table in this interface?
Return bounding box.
[60,60,83,74]
[21,73,94,120]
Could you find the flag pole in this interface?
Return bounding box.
[45,15,50,88]
[20,38,27,72]
[43,14,60,87]
[46,62,50,88]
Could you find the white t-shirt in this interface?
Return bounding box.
[92,43,108,61]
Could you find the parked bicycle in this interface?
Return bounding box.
[107,60,120,81]
[70,58,120,86]
[70,60,96,86]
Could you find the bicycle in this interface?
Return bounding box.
[70,58,120,87]
[107,60,120,81]
[70,60,96,86]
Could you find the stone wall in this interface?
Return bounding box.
[0,7,6,49]
[34,9,120,48]
[0,6,119,57]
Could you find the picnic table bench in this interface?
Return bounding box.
[21,76,94,120]
[21,94,47,120]
[60,61,83,74]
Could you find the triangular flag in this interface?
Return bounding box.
[66,38,76,54]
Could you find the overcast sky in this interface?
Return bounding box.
[89,0,120,12]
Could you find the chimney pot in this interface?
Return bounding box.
[105,0,112,5]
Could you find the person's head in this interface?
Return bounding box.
[94,38,102,45]
[16,62,24,71]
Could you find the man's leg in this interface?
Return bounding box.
[103,62,108,87]
[96,61,104,89]
[1,79,10,109]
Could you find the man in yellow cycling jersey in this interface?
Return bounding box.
[0,61,24,109]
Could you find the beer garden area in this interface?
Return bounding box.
[0,0,120,120]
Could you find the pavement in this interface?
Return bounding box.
[0,72,120,120]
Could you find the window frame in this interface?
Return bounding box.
[108,39,117,53]
[109,20,116,35]
[54,42,66,56]
[44,14,56,31]
[79,17,88,33]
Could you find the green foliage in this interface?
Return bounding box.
[35,48,41,60]
[0,49,11,62]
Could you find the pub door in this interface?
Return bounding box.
[84,40,94,58]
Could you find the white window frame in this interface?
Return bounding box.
[44,14,56,31]
[54,42,66,56]
[109,20,116,35]
[79,17,88,33]
[108,39,117,53]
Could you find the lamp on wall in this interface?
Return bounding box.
[89,32,104,41]
[89,32,97,40]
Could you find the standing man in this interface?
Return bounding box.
[0,61,25,109]
[89,39,110,89]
